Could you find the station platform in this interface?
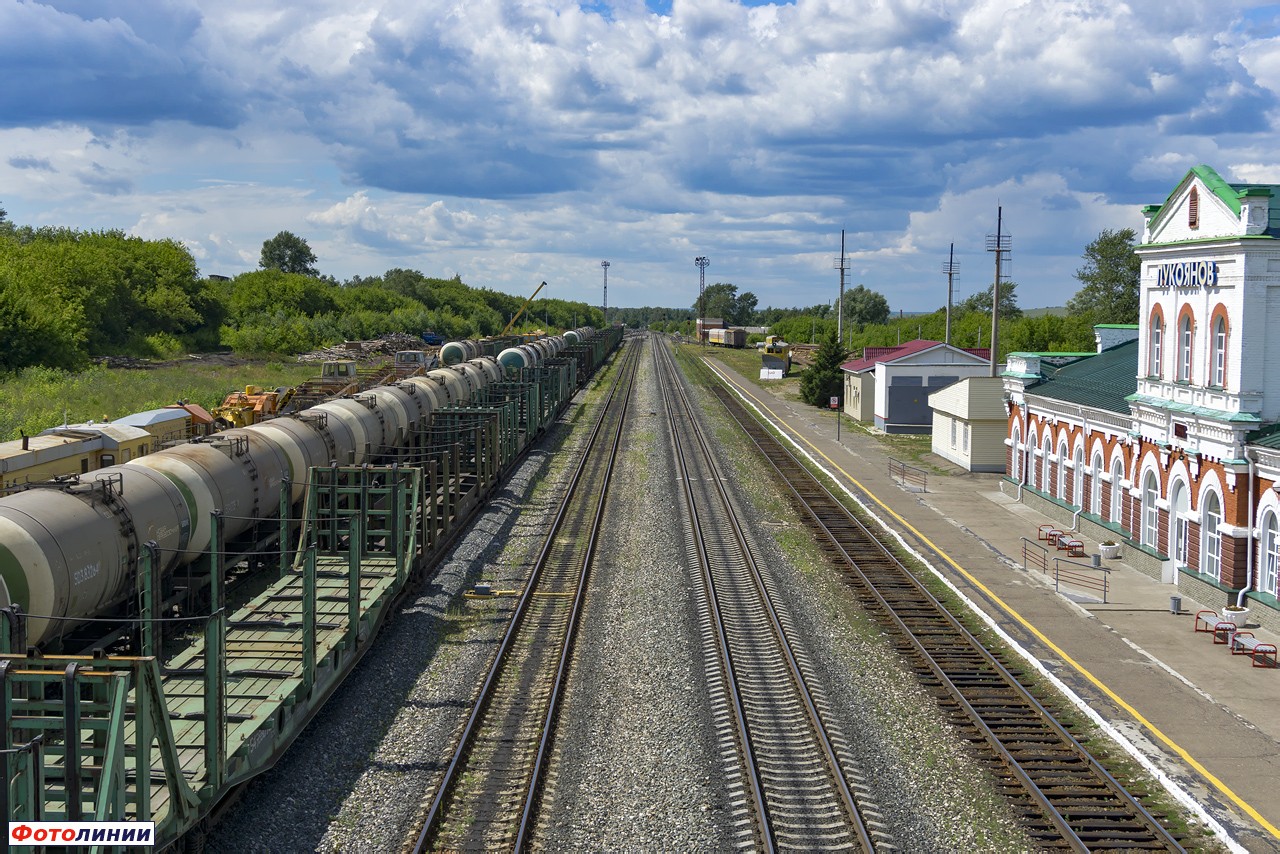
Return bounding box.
[707,359,1280,853]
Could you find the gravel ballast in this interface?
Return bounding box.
[207,335,1033,851]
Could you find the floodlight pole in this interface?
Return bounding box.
[695,256,710,345]
[600,261,610,326]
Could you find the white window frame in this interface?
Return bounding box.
[1178,315,1193,382]
[1042,436,1052,492]
[1110,459,1124,525]
[1142,471,1160,548]
[1203,492,1222,580]
[1263,511,1280,597]
[1212,316,1226,388]
[1149,318,1162,377]
[1090,451,1103,514]
[1170,482,1189,567]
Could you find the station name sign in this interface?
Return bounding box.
[1153,259,1218,290]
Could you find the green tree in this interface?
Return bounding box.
[1067,228,1141,323]
[799,330,849,407]
[843,284,890,327]
[260,231,319,277]
[693,282,758,326]
[957,281,1022,319]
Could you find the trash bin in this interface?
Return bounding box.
[1091,553,1101,568]
[1170,595,1182,615]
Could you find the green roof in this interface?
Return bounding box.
[1094,324,1138,330]
[1247,423,1280,450]
[1022,340,1139,414]
[1125,394,1263,423]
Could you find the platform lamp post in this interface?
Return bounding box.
[600,260,609,326]
[695,256,709,345]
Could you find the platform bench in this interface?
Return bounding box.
[1194,610,1221,633]
[1059,538,1085,557]
[1230,632,1278,668]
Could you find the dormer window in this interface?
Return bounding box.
[1189,186,1199,229]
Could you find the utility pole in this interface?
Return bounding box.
[942,242,959,346]
[600,260,610,326]
[834,230,849,348]
[695,256,710,345]
[986,207,1011,377]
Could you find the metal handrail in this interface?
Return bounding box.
[887,457,928,492]
[1052,557,1111,603]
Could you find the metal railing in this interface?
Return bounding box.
[1020,537,1049,574]
[1051,556,1110,603]
[1021,536,1110,602]
[887,457,928,492]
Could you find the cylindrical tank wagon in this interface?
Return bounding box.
[0,332,619,648]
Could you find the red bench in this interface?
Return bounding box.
[1058,538,1085,557]
[1231,632,1278,668]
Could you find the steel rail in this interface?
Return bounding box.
[411,340,640,852]
[711,380,1185,852]
[664,346,875,852]
[656,343,775,853]
[660,340,874,851]
[514,341,638,849]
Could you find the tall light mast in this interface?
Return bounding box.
[695,256,710,345]
[600,260,610,326]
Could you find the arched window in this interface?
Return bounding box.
[1057,439,1068,498]
[1072,445,1084,507]
[1010,424,1022,480]
[1090,450,1103,514]
[1148,310,1163,378]
[1110,458,1125,525]
[1170,481,1190,568]
[1189,186,1199,229]
[1042,435,1053,493]
[1203,491,1222,579]
[1211,315,1227,388]
[1262,512,1280,597]
[1178,313,1193,382]
[1142,471,1160,548]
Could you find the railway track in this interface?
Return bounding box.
[408,339,640,852]
[656,340,884,851]
[707,377,1188,852]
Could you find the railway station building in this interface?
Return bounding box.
[841,339,991,433]
[1003,165,1280,631]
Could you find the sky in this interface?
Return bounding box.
[3,0,1280,314]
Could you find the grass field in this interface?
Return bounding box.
[0,360,323,441]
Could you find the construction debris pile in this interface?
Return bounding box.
[295,333,436,363]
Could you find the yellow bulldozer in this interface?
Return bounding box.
[760,335,792,375]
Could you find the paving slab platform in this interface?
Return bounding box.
[708,358,1280,854]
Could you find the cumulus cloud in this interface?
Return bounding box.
[0,0,1278,310]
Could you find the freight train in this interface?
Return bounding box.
[0,326,606,650]
[0,326,620,850]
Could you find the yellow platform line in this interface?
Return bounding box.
[708,361,1279,841]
